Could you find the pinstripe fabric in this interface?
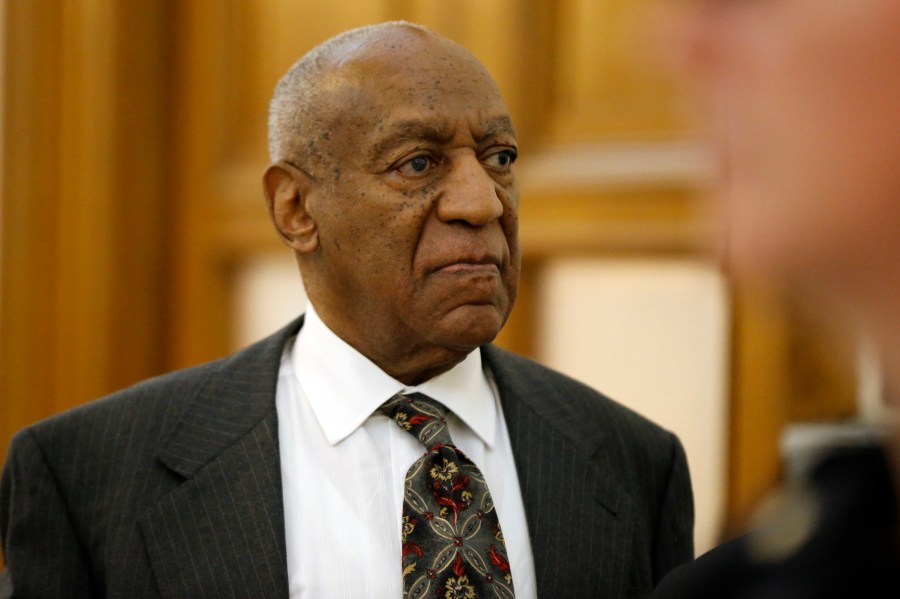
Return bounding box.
[483,345,695,597]
[1,321,290,599]
[0,316,693,598]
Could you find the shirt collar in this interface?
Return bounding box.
[293,304,497,448]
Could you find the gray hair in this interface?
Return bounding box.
[267,20,431,169]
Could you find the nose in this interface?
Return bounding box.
[436,154,505,226]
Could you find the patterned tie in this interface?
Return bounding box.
[380,392,516,599]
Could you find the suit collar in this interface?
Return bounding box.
[156,316,304,478]
[143,316,304,599]
[482,344,606,464]
[482,344,633,596]
[483,343,624,518]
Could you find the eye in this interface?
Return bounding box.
[395,154,439,177]
[483,148,518,170]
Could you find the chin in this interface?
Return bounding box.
[432,305,507,350]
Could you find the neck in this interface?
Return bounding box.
[358,340,469,386]
[305,299,472,386]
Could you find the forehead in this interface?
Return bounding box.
[323,31,514,152]
[366,109,515,159]
[337,27,495,89]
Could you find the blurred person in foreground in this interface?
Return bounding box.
[0,21,694,598]
[653,0,900,597]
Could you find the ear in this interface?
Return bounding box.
[263,162,318,253]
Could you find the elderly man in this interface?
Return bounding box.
[0,21,693,598]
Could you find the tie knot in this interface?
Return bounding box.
[380,392,453,449]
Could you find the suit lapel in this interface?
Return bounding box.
[483,345,635,597]
[140,318,304,599]
[136,323,632,596]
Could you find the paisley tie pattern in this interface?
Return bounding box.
[380,392,516,599]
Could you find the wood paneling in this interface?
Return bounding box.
[552,0,685,140]
[726,283,792,534]
[726,283,858,535]
[1,1,171,464]
[1,0,63,461]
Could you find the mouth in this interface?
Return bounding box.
[438,261,500,275]
[432,256,501,276]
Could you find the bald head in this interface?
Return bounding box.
[267,21,491,175]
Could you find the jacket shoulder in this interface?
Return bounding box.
[14,316,302,451]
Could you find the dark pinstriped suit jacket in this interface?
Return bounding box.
[0,316,694,598]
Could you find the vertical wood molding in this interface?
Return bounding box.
[109,2,171,387]
[55,0,118,410]
[726,282,790,534]
[1,0,64,462]
[725,283,860,535]
[167,1,234,369]
[1,1,171,463]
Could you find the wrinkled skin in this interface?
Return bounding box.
[265,26,520,384]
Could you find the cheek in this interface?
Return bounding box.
[320,188,423,281]
[363,194,433,281]
[500,187,520,242]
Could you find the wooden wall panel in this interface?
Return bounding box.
[726,283,792,533]
[168,0,237,367]
[553,0,684,140]
[1,0,63,463]
[56,0,118,406]
[1,1,170,464]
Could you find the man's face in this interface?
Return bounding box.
[301,32,520,382]
[668,0,900,291]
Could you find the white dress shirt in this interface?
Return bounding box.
[276,304,537,598]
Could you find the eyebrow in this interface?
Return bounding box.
[475,115,517,145]
[369,121,454,162]
[369,115,517,163]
